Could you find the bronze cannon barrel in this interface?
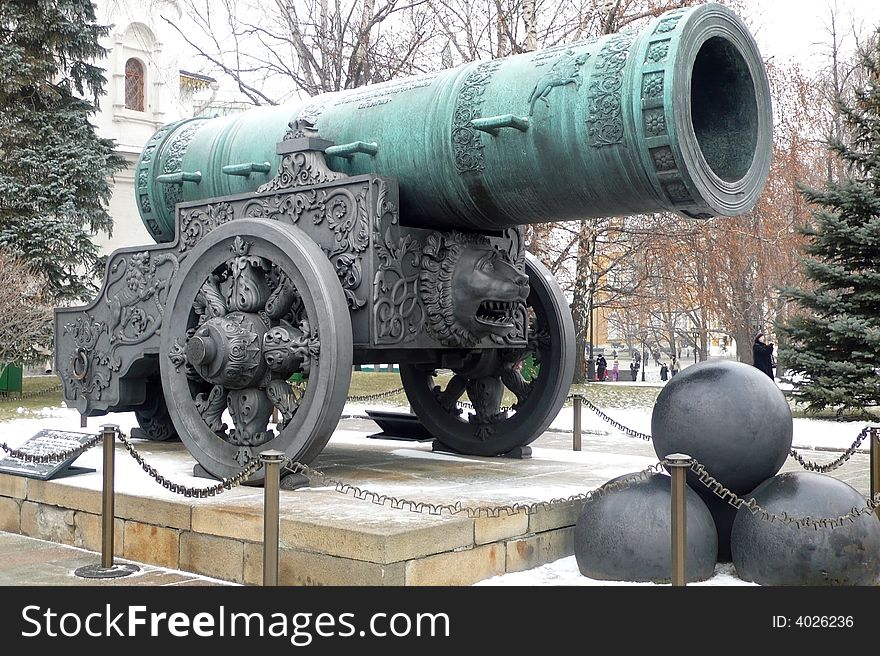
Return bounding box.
[136,2,771,241]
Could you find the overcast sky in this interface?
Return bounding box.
[744,0,880,71]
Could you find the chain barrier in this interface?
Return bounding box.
[575,395,875,471]
[4,425,876,533]
[283,458,668,517]
[345,387,405,403]
[4,388,876,529]
[1,427,258,498]
[789,426,873,473]
[578,397,653,441]
[285,453,879,530]
[689,457,880,530]
[343,386,872,473]
[0,383,64,401]
[456,400,514,413]
[0,434,103,463]
[115,430,260,497]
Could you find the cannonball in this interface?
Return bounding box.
[574,472,718,583]
[693,484,740,563]
[652,359,792,493]
[731,471,880,585]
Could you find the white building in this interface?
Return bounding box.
[91,0,217,254]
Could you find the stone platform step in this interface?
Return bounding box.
[0,417,659,586]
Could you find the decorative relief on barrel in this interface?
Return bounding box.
[452,61,502,173]
[161,122,203,213]
[643,109,667,137]
[645,39,671,63]
[527,49,590,116]
[137,125,171,235]
[331,74,438,111]
[653,11,685,34]
[530,37,597,66]
[642,71,664,99]
[372,178,424,344]
[636,18,699,209]
[650,146,676,171]
[586,31,637,147]
[296,101,327,125]
[663,182,692,204]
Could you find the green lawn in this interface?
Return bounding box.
[0,375,64,422]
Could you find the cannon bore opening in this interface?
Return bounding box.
[690,36,759,183]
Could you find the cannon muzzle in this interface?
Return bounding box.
[136,2,771,241]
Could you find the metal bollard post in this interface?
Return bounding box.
[74,425,139,578]
[261,450,285,586]
[100,424,117,568]
[573,394,582,451]
[871,427,880,519]
[666,453,692,587]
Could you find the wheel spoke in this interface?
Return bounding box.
[465,376,505,440]
[227,387,274,446]
[500,366,531,408]
[433,374,467,414]
[267,378,299,429]
[265,274,298,320]
[194,384,227,433]
[196,275,227,320]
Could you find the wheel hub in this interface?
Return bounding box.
[186,311,268,388]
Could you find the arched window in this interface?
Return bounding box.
[124,58,145,111]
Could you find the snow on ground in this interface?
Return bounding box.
[475,559,757,586]
[1,382,874,587]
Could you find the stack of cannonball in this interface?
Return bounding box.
[573,360,880,585]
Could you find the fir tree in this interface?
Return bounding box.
[0,0,125,301]
[778,32,880,416]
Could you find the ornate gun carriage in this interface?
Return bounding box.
[55,4,772,481]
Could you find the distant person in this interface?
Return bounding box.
[660,362,669,381]
[596,355,607,381]
[670,357,680,377]
[653,349,661,366]
[752,332,775,379]
[611,359,619,382]
[642,349,649,369]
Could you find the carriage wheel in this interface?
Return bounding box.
[133,374,179,441]
[400,253,574,456]
[160,219,352,480]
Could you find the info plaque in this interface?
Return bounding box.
[0,430,96,480]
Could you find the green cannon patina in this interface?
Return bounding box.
[136,2,771,243]
[56,3,773,476]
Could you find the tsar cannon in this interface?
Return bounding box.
[55,3,772,480]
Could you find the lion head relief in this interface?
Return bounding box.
[420,231,529,347]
